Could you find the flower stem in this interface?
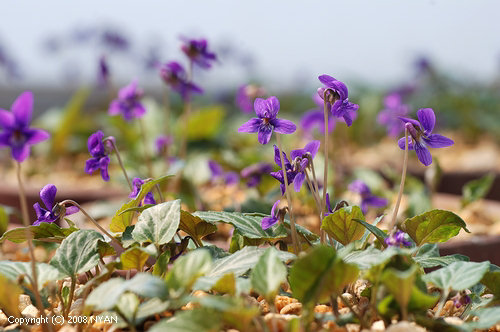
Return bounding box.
[64,276,76,318]
[106,138,132,191]
[16,162,50,332]
[139,118,154,178]
[59,200,124,251]
[179,60,194,161]
[275,133,300,254]
[321,91,331,244]
[389,127,409,230]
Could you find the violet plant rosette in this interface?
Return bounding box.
[398,108,454,166]
[377,92,410,137]
[237,96,296,144]
[180,38,217,69]
[109,80,146,121]
[33,184,79,226]
[348,180,388,214]
[0,91,50,162]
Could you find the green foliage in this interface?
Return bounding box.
[179,210,217,247]
[110,175,172,233]
[0,222,78,244]
[150,308,222,332]
[381,265,418,317]
[120,247,151,271]
[165,249,212,296]
[423,261,490,292]
[49,229,104,277]
[0,261,64,290]
[250,247,287,300]
[353,217,388,245]
[413,244,469,268]
[132,200,181,246]
[321,206,365,245]
[402,209,469,246]
[461,173,495,207]
[0,274,23,317]
[0,205,9,237]
[182,105,226,140]
[289,245,359,306]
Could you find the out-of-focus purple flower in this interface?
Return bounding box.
[100,29,129,52]
[384,230,412,248]
[348,180,388,214]
[398,108,454,166]
[290,140,321,192]
[208,160,239,185]
[0,91,50,162]
[235,84,266,114]
[452,292,471,309]
[324,193,334,216]
[160,61,203,100]
[238,96,296,145]
[33,184,78,226]
[377,93,410,137]
[155,134,173,156]
[109,80,146,121]
[261,200,281,230]
[300,94,336,136]
[317,75,359,127]
[142,46,161,72]
[181,38,216,69]
[240,162,272,187]
[84,130,112,181]
[270,145,297,195]
[97,55,110,87]
[129,178,156,205]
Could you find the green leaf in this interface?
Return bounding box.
[0,261,65,290]
[342,246,403,270]
[165,249,212,295]
[182,105,226,140]
[408,286,439,311]
[110,175,172,233]
[360,215,384,245]
[402,209,470,246]
[353,217,388,245]
[193,210,287,240]
[121,226,136,248]
[0,274,23,317]
[0,205,8,236]
[0,222,78,244]
[289,245,359,305]
[120,247,150,271]
[423,261,490,292]
[462,173,495,207]
[321,206,365,245]
[86,273,168,311]
[414,244,469,268]
[152,250,170,278]
[480,271,500,298]
[462,307,500,331]
[197,296,259,330]
[212,273,236,296]
[132,200,181,246]
[116,292,140,323]
[49,229,103,277]
[135,298,170,323]
[228,229,264,253]
[180,210,217,247]
[149,308,222,332]
[381,265,418,315]
[250,247,287,300]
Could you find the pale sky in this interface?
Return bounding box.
[0,0,499,90]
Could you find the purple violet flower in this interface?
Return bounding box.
[33,184,78,226]
[235,84,266,114]
[317,75,359,127]
[398,108,454,166]
[452,293,471,309]
[208,160,239,185]
[348,180,388,214]
[240,162,273,187]
[0,91,50,162]
[155,134,173,156]
[290,140,321,192]
[262,200,281,230]
[325,193,334,216]
[384,230,412,248]
[84,130,112,181]
[109,80,146,121]
[100,29,129,52]
[377,93,410,137]
[160,61,203,101]
[180,38,217,69]
[238,96,296,145]
[129,178,156,205]
[270,145,297,195]
[300,94,336,136]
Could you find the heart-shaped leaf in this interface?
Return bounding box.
[132,200,180,246]
[423,261,490,292]
[414,244,469,268]
[321,206,365,245]
[120,247,151,271]
[402,209,469,246]
[50,229,104,277]
[289,245,359,305]
[0,222,78,244]
[250,248,287,300]
[0,261,65,289]
[381,265,418,316]
[180,210,217,247]
[166,249,212,295]
[110,175,172,233]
